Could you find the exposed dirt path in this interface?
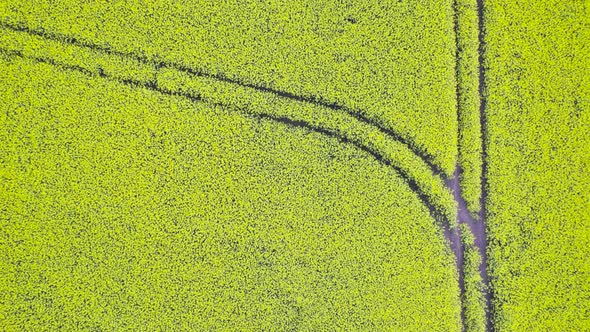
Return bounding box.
[445,167,491,331]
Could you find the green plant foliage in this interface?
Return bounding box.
[455,0,482,217]
[459,224,487,332]
[0,24,458,226]
[0,54,462,330]
[0,0,459,175]
[483,1,590,330]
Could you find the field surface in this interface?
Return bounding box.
[482,1,589,330]
[0,0,588,331]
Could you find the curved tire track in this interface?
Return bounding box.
[0,47,454,234]
[0,23,457,225]
[0,20,446,177]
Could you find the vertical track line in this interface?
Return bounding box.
[476,0,493,330]
[451,0,467,330]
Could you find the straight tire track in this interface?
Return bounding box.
[452,0,491,330]
[451,0,467,328]
[476,0,493,330]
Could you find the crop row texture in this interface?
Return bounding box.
[483,0,590,330]
[454,0,482,218]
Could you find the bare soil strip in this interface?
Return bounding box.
[446,168,491,331]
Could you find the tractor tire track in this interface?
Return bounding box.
[0,20,446,178]
[1,18,463,270]
[476,0,492,330]
[450,1,467,328]
[451,0,492,330]
[0,47,452,239]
